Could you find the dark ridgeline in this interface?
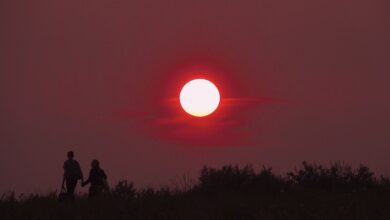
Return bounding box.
[1,162,390,219]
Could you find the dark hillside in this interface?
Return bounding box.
[1,162,390,220]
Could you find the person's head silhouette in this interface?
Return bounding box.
[67,151,74,160]
[91,159,100,169]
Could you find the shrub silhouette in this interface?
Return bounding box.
[198,165,254,193]
[110,180,135,201]
[287,161,376,191]
[197,165,286,193]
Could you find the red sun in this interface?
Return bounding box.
[179,79,220,117]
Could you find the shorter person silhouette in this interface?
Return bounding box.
[62,151,83,198]
[82,159,108,197]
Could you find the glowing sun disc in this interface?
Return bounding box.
[180,79,220,117]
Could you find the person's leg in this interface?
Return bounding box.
[88,185,96,198]
[66,178,78,197]
[89,185,103,198]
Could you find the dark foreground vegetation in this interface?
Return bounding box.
[2,162,390,220]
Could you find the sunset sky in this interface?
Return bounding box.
[0,0,388,193]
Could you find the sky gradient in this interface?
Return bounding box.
[0,0,388,193]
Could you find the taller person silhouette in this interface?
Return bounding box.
[62,151,83,198]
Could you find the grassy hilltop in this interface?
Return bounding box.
[1,162,390,220]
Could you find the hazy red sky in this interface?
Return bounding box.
[0,0,388,193]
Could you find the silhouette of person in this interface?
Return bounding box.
[82,159,108,197]
[62,151,83,198]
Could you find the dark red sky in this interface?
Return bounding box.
[0,0,388,193]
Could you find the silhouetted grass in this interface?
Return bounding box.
[1,162,390,219]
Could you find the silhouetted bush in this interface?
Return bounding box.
[251,166,288,192]
[287,161,377,191]
[110,180,135,201]
[198,165,255,193]
[170,174,196,192]
[197,165,286,193]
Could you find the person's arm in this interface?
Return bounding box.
[76,162,84,183]
[82,170,91,187]
[102,170,109,191]
[62,174,65,190]
[61,163,66,190]
[102,170,107,180]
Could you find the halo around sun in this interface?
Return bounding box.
[179,79,220,117]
